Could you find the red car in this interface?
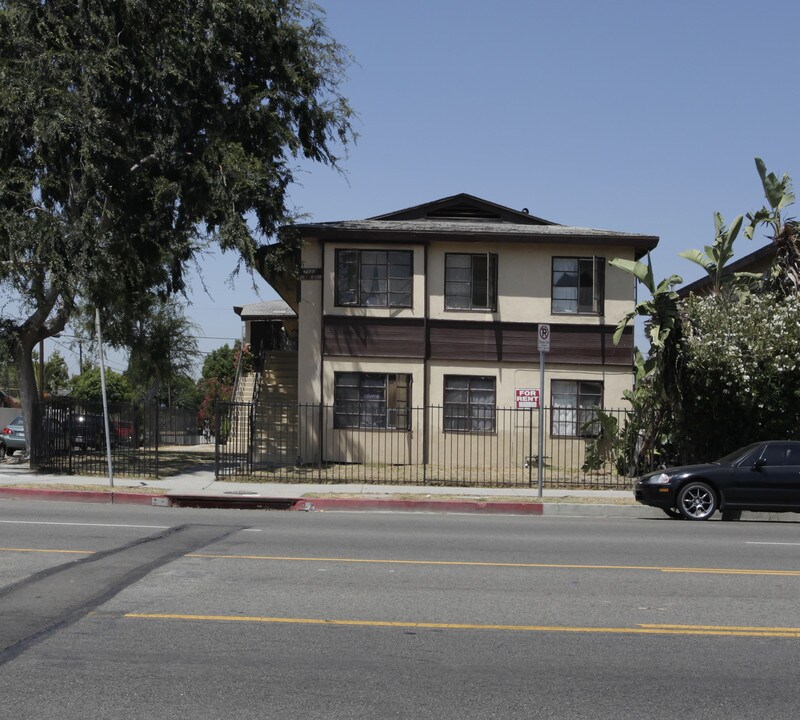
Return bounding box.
[111,420,135,445]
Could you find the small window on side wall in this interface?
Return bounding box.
[552,257,605,314]
[445,253,497,311]
[551,380,603,437]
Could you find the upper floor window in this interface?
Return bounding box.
[334,372,411,430]
[551,380,603,437]
[443,375,496,433]
[445,253,497,311]
[335,249,412,307]
[552,257,605,314]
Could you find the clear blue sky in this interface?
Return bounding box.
[50,0,800,375]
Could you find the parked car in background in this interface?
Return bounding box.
[635,440,800,520]
[111,420,136,446]
[68,413,106,451]
[1,416,25,456]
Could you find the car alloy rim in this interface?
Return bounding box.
[682,486,713,518]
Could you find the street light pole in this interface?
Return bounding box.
[95,309,114,489]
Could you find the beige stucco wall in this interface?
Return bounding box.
[316,240,637,325]
[426,241,636,325]
[427,360,632,410]
[298,238,323,404]
[317,357,426,464]
[298,236,638,407]
[297,356,631,471]
[322,357,425,406]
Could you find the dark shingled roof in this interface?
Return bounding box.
[291,193,658,258]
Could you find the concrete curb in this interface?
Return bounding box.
[0,485,631,516]
[0,486,167,506]
[292,497,546,515]
[1,482,798,521]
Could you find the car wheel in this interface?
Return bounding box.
[677,481,717,520]
[662,508,682,519]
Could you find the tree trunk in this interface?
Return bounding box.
[14,334,41,462]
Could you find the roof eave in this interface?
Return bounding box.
[293,225,658,257]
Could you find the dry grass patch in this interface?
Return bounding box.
[7,483,166,494]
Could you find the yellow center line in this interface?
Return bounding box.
[123,613,800,638]
[1,548,797,578]
[643,623,800,632]
[187,553,800,577]
[0,547,94,555]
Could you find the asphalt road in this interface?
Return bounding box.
[1,500,800,719]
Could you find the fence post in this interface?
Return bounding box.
[214,402,220,480]
[317,401,324,480]
[422,405,427,484]
[248,401,254,474]
[154,402,160,479]
[528,406,534,487]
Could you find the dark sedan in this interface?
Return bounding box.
[634,441,800,520]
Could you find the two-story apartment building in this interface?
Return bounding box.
[250,193,658,478]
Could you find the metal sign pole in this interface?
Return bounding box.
[537,349,545,497]
[528,406,534,487]
[536,323,550,498]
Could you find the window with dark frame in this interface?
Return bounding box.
[551,257,605,314]
[444,253,498,310]
[551,380,603,437]
[335,249,413,307]
[443,375,496,433]
[334,372,411,430]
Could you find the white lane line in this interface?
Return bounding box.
[746,541,800,546]
[0,520,170,529]
[0,520,259,533]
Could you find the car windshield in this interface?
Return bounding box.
[715,443,763,465]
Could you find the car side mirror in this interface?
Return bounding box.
[752,458,768,470]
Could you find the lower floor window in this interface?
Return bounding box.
[444,375,496,433]
[334,373,411,430]
[551,380,603,436]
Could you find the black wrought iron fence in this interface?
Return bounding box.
[32,398,201,478]
[214,402,632,489]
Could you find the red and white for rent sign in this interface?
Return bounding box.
[515,388,540,409]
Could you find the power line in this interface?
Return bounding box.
[55,333,241,342]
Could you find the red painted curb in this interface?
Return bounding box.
[292,497,544,515]
[0,487,543,514]
[0,487,168,506]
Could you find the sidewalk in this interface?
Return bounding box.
[3,455,796,521]
[0,453,656,517]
